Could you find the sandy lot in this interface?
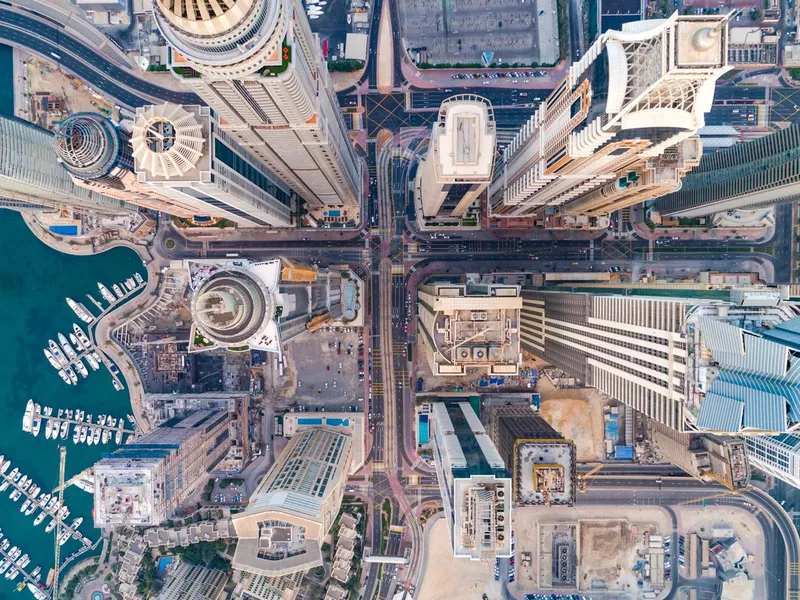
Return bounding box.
[417,519,503,600]
[377,3,393,92]
[537,376,607,462]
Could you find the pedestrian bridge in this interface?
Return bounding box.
[363,555,409,564]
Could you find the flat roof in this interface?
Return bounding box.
[434,99,495,181]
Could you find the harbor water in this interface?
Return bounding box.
[0,44,144,598]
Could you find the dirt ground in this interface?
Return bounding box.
[417,519,503,600]
[26,56,118,130]
[377,2,393,92]
[578,520,636,589]
[537,376,607,462]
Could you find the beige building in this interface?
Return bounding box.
[417,282,522,376]
[93,410,232,527]
[157,561,228,600]
[232,428,353,576]
[282,412,365,474]
[153,0,363,212]
[235,570,305,600]
[489,13,731,218]
[417,95,496,220]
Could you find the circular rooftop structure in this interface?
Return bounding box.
[191,267,275,347]
[131,104,205,179]
[54,113,123,180]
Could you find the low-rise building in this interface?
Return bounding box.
[157,561,228,600]
[234,570,305,600]
[282,412,365,474]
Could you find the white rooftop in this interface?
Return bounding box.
[434,96,495,181]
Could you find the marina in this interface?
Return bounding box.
[22,400,137,447]
[0,531,48,599]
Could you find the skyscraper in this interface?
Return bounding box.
[520,284,800,433]
[132,104,294,227]
[654,124,800,217]
[745,434,800,489]
[53,112,200,218]
[152,0,362,211]
[489,13,730,218]
[0,114,133,214]
[231,427,353,576]
[93,410,232,527]
[431,401,512,560]
[416,95,496,220]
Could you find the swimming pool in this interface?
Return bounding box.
[49,225,78,235]
[157,556,174,575]
[418,414,429,444]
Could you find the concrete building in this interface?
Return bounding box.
[53,112,201,218]
[0,114,134,214]
[282,412,366,474]
[745,434,800,489]
[651,421,750,489]
[153,0,363,212]
[157,561,228,600]
[489,13,731,218]
[187,258,342,353]
[654,124,800,217]
[235,570,304,600]
[131,104,294,227]
[417,282,522,376]
[93,410,232,527]
[231,428,353,576]
[520,285,800,434]
[416,95,496,220]
[489,405,577,506]
[431,401,512,560]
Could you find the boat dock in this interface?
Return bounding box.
[0,534,47,599]
[24,404,137,446]
[0,467,89,548]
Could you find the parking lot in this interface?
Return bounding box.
[282,327,366,411]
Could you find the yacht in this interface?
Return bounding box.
[72,426,80,444]
[98,415,106,426]
[6,567,19,581]
[92,428,101,445]
[31,412,41,437]
[134,273,144,285]
[58,530,71,546]
[85,353,100,371]
[73,324,91,348]
[44,519,57,534]
[76,410,84,421]
[98,282,116,304]
[57,370,71,385]
[29,485,39,497]
[44,420,53,440]
[101,429,110,444]
[91,351,103,367]
[74,359,88,379]
[0,460,7,473]
[45,497,57,511]
[43,349,60,370]
[115,429,123,444]
[9,489,21,502]
[112,379,124,392]
[86,427,94,446]
[66,298,93,324]
[58,506,69,519]
[16,555,29,568]
[25,501,37,516]
[48,341,68,367]
[79,427,88,443]
[12,470,21,483]
[31,566,40,578]
[22,400,33,433]
[21,478,32,491]
[65,367,78,385]
[126,277,136,290]
[8,547,19,561]
[33,511,47,527]
[58,333,77,361]
[17,476,27,488]
[69,333,84,352]
[1,540,9,551]
[20,499,30,513]
[71,517,83,530]
[0,562,10,576]
[112,284,124,299]
[85,414,92,423]
[0,479,11,493]
[59,421,69,439]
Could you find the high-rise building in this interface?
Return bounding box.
[0,114,134,214]
[93,410,232,527]
[654,124,800,217]
[417,282,522,376]
[131,104,294,227]
[416,95,496,219]
[489,405,577,506]
[520,284,800,433]
[152,0,362,211]
[431,401,512,560]
[157,561,228,600]
[53,112,200,218]
[232,427,353,577]
[745,434,800,489]
[187,258,343,353]
[489,13,730,218]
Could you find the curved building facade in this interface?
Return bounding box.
[152,0,363,212]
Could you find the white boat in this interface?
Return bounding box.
[22,478,31,491]
[79,427,87,443]
[98,282,116,304]
[1,540,8,550]
[45,497,57,511]
[308,13,321,18]
[134,272,144,285]
[0,563,11,576]
[66,298,93,324]
[31,412,41,437]
[43,349,60,370]
[44,407,52,416]
[112,284,124,299]
[17,476,27,488]
[76,410,84,421]
[74,359,88,378]
[58,333,77,361]
[11,469,20,482]
[0,480,10,492]
[58,530,70,546]
[59,506,69,519]
[6,567,18,581]
[98,415,106,426]
[20,499,30,513]
[58,370,71,386]
[44,420,52,440]
[25,502,37,516]
[86,414,92,423]
[0,460,7,473]
[59,421,69,439]
[85,353,99,371]
[72,425,80,444]
[8,547,19,560]
[86,427,94,446]
[71,516,83,530]
[101,429,110,444]
[113,379,124,392]
[69,333,84,352]
[91,351,103,367]
[48,341,68,367]
[10,489,21,502]
[31,566,40,578]
[93,429,101,445]
[115,429,123,444]
[22,400,34,433]
[73,324,91,348]
[126,277,136,290]
[28,485,39,497]
[65,367,78,385]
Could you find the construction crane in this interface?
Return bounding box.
[51,446,67,599]
[578,463,604,493]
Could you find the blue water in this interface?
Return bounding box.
[298,418,324,426]
[418,414,429,444]
[157,556,174,575]
[48,225,79,236]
